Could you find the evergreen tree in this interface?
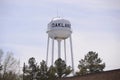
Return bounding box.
[54,58,72,78]
[47,66,56,80]
[76,51,105,76]
[23,57,39,80]
[23,58,72,80]
[37,60,48,80]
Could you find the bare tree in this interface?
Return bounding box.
[0,49,3,63]
[2,52,19,80]
[0,49,20,80]
[3,52,19,73]
[0,49,3,79]
[0,49,3,71]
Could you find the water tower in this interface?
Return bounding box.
[46,17,74,74]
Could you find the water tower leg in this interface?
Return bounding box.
[57,39,61,59]
[70,36,74,75]
[52,39,54,65]
[46,36,49,65]
[64,40,67,63]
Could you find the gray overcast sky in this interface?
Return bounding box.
[0,0,120,71]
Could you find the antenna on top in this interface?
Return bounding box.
[57,8,58,17]
[56,7,61,18]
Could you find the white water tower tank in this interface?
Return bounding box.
[47,17,72,39]
[46,17,74,75]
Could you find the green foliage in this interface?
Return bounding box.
[76,51,105,76]
[2,71,18,80]
[23,58,56,80]
[54,58,72,78]
[23,58,72,80]
[37,60,48,80]
[47,66,57,80]
[23,57,39,80]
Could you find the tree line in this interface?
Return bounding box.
[0,49,20,80]
[0,49,105,80]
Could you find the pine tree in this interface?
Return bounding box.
[23,57,39,80]
[76,51,105,76]
[47,66,56,80]
[36,60,48,80]
[54,58,72,78]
